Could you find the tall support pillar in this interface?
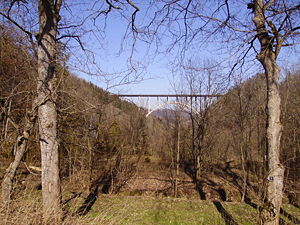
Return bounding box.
[138,96,140,110]
[147,97,150,114]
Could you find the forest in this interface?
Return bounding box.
[0,1,300,225]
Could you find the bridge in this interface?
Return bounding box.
[115,94,223,117]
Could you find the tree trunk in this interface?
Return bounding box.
[259,54,284,225]
[37,0,62,222]
[174,117,180,197]
[253,1,285,224]
[195,154,201,180]
[237,89,247,202]
[4,99,12,139]
[1,108,37,202]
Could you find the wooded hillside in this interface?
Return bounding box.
[0,26,299,224]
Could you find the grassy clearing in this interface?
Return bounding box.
[1,194,299,224]
[85,195,259,225]
[91,197,218,224]
[74,195,300,225]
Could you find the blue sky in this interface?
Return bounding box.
[1,0,299,96]
[63,1,300,96]
[66,13,176,94]
[1,1,299,111]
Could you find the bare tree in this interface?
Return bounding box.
[251,2,296,224]
[37,0,63,220]
[0,0,63,221]
[1,102,37,201]
[0,28,37,202]
[134,1,300,224]
[180,60,223,180]
[1,0,299,223]
[1,1,142,220]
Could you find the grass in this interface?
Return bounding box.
[1,193,299,224]
[85,195,258,225]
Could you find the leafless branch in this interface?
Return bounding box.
[93,0,121,18]
[56,34,85,51]
[228,36,257,79]
[126,0,140,32]
[0,12,33,38]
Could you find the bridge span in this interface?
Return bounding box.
[115,94,223,117]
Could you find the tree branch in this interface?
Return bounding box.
[0,12,33,38]
[126,0,140,32]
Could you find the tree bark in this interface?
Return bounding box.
[258,54,284,225]
[37,0,63,222]
[253,1,285,224]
